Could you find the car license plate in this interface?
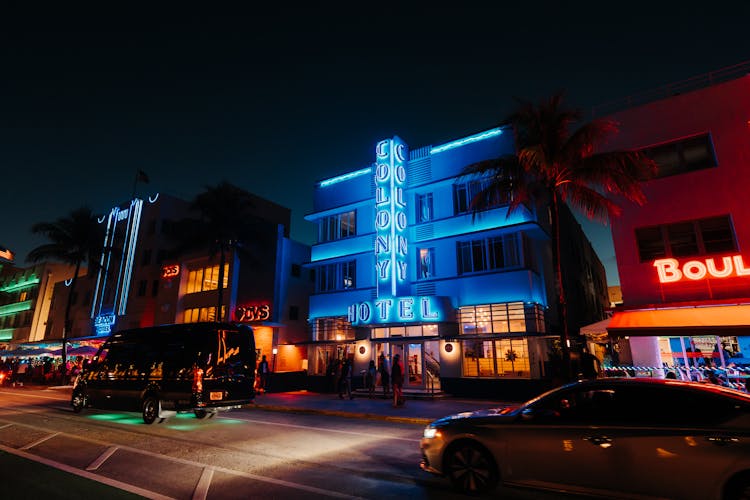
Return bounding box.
[209,391,223,401]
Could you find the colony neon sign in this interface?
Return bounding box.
[375,137,408,297]
[653,254,750,283]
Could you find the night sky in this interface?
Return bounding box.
[2,3,748,286]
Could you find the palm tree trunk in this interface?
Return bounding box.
[62,261,81,384]
[551,193,571,380]
[217,243,226,322]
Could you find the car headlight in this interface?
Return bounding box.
[423,427,441,439]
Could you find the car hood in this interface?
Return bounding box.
[430,405,521,426]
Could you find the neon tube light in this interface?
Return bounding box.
[653,254,750,283]
[319,167,372,187]
[430,128,503,154]
[0,276,40,293]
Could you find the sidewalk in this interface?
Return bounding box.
[248,390,520,425]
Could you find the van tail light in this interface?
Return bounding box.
[192,366,204,393]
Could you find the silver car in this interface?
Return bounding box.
[420,378,750,498]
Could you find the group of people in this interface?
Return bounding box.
[0,356,86,386]
[330,352,405,407]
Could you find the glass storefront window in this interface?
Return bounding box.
[461,338,530,378]
[365,325,441,338]
[461,302,534,334]
[314,317,355,341]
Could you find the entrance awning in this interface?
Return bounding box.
[579,318,612,342]
[607,303,750,336]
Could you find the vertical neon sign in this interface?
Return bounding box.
[374,137,408,298]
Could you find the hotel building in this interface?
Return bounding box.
[304,128,608,396]
[45,190,311,368]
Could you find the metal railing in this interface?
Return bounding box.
[591,60,750,117]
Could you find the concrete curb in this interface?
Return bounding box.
[248,403,432,425]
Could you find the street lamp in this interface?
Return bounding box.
[272,347,278,371]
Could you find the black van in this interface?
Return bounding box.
[71,322,256,424]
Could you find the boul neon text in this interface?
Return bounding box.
[653,254,750,283]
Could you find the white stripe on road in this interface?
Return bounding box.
[20,431,60,450]
[0,442,176,500]
[1,417,367,499]
[192,466,214,500]
[86,445,119,471]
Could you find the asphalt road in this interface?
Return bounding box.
[0,387,567,499]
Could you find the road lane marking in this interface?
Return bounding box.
[0,423,12,430]
[0,442,176,500]
[86,445,119,471]
[0,390,69,401]
[192,466,214,500]
[20,431,60,450]
[1,418,368,499]
[222,415,421,442]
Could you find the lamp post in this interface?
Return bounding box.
[272,347,278,372]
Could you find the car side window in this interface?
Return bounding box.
[617,386,749,427]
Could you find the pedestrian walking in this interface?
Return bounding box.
[378,353,390,397]
[14,360,28,387]
[257,355,270,394]
[391,354,404,407]
[339,358,353,399]
[366,360,377,398]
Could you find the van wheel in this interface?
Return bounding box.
[71,390,86,413]
[194,409,209,419]
[142,396,159,425]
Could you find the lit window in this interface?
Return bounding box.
[416,193,433,222]
[417,248,435,279]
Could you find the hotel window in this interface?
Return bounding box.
[459,302,535,335]
[184,306,225,323]
[141,249,152,266]
[641,133,717,179]
[186,263,229,294]
[319,210,356,242]
[416,193,433,222]
[453,178,509,214]
[315,260,356,292]
[417,248,435,279]
[461,338,530,378]
[458,233,523,274]
[137,280,147,297]
[635,215,736,262]
[314,316,355,341]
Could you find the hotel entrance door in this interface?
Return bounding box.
[389,341,441,391]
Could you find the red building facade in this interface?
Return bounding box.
[601,70,750,381]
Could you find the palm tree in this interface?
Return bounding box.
[462,92,656,379]
[27,206,104,381]
[171,182,270,322]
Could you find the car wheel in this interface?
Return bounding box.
[71,390,86,413]
[445,441,499,495]
[724,472,750,500]
[142,396,159,425]
[194,409,209,419]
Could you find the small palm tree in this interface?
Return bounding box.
[504,349,518,373]
[27,207,104,381]
[463,92,656,379]
[170,182,269,322]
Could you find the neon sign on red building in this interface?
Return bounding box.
[653,254,750,283]
[235,304,271,322]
